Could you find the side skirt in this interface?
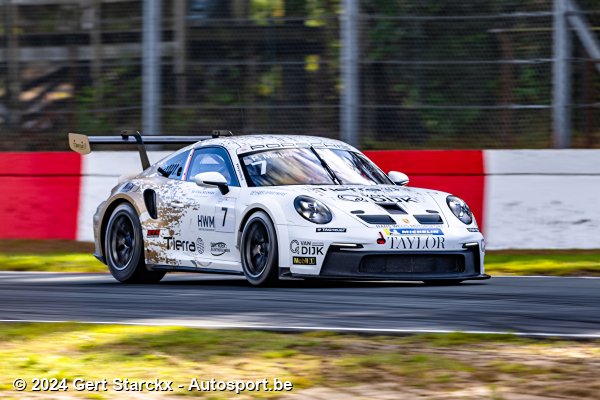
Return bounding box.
[147,264,244,276]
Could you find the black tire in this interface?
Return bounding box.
[422,280,463,286]
[240,211,279,286]
[104,203,165,283]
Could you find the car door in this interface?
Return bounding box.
[180,146,241,270]
[151,149,199,266]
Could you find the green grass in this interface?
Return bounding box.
[0,323,597,399]
[0,253,105,273]
[0,241,598,276]
[485,252,600,276]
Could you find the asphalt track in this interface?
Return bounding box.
[0,272,598,338]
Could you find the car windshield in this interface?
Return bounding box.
[314,148,393,186]
[240,147,392,187]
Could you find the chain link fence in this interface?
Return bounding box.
[0,0,599,150]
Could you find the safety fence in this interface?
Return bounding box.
[1,0,600,150]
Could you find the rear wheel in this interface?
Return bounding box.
[105,203,165,283]
[240,211,279,286]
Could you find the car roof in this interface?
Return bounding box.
[190,134,357,154]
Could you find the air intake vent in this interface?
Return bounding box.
[377,203,408,214]
[357,215,396,225]
[144,189,158,219]
[359,254,465,274]
[414,214,443,224]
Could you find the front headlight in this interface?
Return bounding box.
[446,195,473,225]
[294,195,332,224]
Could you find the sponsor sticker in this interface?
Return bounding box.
[120,182,135,193]
[311,187,419,203]
[197,214,215,231]
[390,236,446,250]
[384,228,444,236]
[290,240,324,255]
[293,256,317,265]
[164,237,203,253]
[235,163,245,182]
[316,227,347,233]
[147,229,160,238]
[196,238,204,254]
[336,194,418,203]
[249,190,287,196]
[467,227,479,232]
[210,242,231,256]
[338,194,365,202]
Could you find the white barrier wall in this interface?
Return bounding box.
[76,150,600,249]
[484,150,600,249]
[77,151,170,242]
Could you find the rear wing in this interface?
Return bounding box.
[68,130,232,170]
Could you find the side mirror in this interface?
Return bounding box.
[194,172,229,194]
[388,171,409,186]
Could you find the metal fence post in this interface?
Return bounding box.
[143,0,161,136]
[552,0,571,148]
[6,0,21,130]
[340,0,359,148]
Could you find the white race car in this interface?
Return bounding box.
[69,131,489,286]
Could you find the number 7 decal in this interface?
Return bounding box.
[221,207,228,226]
[215,206,235,233]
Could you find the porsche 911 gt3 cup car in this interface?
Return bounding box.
[69,131,489,286]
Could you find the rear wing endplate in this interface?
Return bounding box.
[68,130,232,170]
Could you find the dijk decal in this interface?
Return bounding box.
[290,240,324,255]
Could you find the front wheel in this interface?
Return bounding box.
[240,211,279,286]
[105,203,165,283]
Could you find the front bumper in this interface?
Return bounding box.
[295,244,489,281]
[279,223,487,281]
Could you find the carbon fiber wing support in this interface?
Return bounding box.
[68,130,233,170]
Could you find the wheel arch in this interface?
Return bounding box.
[99,197,142,260]
[237,205,287,269]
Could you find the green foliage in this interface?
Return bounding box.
[250,0,285,24]
[76,65,141,134]
[360,0,554,144]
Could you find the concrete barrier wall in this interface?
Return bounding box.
[484,150,600,249]
[1,150,599,249]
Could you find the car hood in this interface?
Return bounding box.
[280,184,451,227]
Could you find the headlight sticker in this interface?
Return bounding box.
[316,228,347,233]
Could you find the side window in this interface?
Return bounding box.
[160,150,191,180]
[186,147,239,187]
